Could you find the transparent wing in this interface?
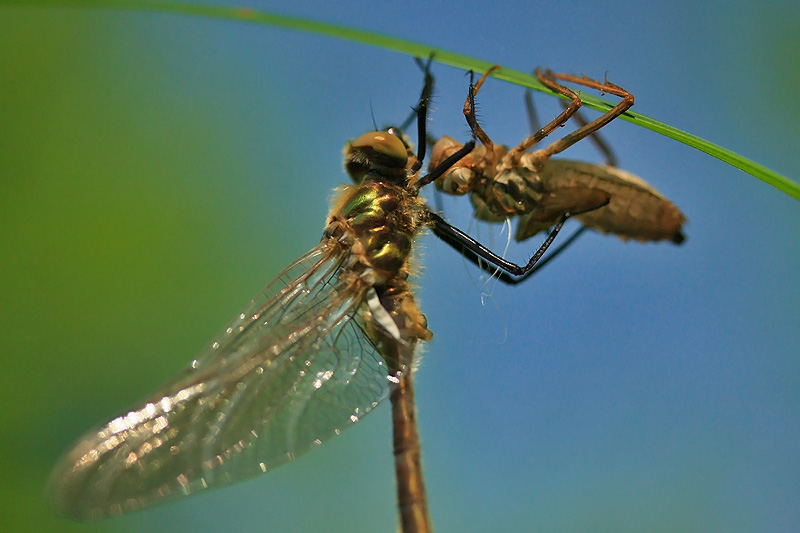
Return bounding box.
[47,241,400,520]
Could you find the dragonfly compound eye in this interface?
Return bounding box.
[345,131,409,183]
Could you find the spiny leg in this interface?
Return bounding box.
[523,69,634,169]
[463,65,500,163]
[417,71,479,188]
[398,55,435,133]
[504,69,587,165]
[408,55,436,174]
[525,89,618,167]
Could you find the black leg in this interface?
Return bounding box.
[428,210,568,279]
[408,56,436,173]
[433,220,590,285]
[398,56,435,133]
[417,72,478,188]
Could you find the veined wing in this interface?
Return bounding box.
[47,240,400,520]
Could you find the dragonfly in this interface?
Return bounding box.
[428,66,687,283]
[45,60,573,532]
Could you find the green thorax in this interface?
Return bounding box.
[330,181,419,276]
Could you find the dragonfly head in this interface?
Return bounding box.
[344,131,409,185]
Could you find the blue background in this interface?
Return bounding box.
[1,1,799,531]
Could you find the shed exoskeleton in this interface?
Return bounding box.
[430,66,686,247]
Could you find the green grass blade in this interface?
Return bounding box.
[6,0,799,201]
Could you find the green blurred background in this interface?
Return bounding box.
[1,1,799,532]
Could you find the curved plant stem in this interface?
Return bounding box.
[5,0,799,201]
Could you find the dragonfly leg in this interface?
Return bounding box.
[429,183,610,284]
[408,55,436,174]
[417,72,478,188]
[398,55,435,134]
[428,210,568,279]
